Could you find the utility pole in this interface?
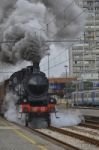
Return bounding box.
[64,65,68,107]
[46,23,50,79]
[48,53,50,78]
[98,70,99,81]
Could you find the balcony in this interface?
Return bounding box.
[73,63,90,67]
[91,49,99,54]
[73,56,96,61]
[95,10,99,14]
[72,44,89,50]
[73,50,85,54]
[95,16,99,20]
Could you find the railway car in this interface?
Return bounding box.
[8,63,56,127]
[0,83,5,114]
[72,90,99,107]
[0,80,9,115]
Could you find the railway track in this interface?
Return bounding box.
[50,126,99,145]
[85,120,99,125]
[1,117,99,150]
[33,126,99,150]
[85,116,99,122]
[80,119,99,130]
[31,127,79,150]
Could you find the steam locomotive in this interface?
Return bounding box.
[9,63,56,127]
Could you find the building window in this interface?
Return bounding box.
[91,73,93,77]
[87,1,93,6]
[75,61,77,64]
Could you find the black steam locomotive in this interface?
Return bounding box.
[9,63,56,127]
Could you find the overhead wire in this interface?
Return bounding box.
[41,44,72,72]
[40,43,74,67]
[40,2,87,72]
[46,8,86,40]
[39,7,87,59]
[40,0,75,30]
[42,58,69,72]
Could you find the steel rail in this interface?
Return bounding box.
[50,126,99,146]
[80,120,99,130]
[30,127,80,150]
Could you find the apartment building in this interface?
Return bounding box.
[69,0,99,81]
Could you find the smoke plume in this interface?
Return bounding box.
[0,0,85,64]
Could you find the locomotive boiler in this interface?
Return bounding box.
[9,62,56,127]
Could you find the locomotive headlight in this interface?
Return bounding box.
[23,99,27,103]
[51,99,54,102]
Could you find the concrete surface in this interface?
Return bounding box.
[0,117,65,150]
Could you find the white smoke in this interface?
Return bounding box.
[1,0,49,64]
[0,60,31,82]
[3,92,18,122]
[3,91,84,127]
[43,0,85,38]
[51,109,84,127]
[3,92,26,125]
[0,0,85,65]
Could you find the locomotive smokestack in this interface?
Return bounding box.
[33,62,40,72]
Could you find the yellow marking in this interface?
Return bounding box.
[0,120,8,126]
[38,145,48,150]
[13,129,48,150]
[14,129,36,144]
[0,126,19,129]
[0,118,17,126]
[0,118,48,150]
[0,120,18,129]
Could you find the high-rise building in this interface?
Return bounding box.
[69,0,99,81]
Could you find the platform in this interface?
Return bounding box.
[0,117,65,150]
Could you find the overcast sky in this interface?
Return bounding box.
[40,44,69,77]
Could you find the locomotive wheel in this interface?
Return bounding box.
[47,114,51,127]
[25,113,29,127]
[25,120,28,127]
